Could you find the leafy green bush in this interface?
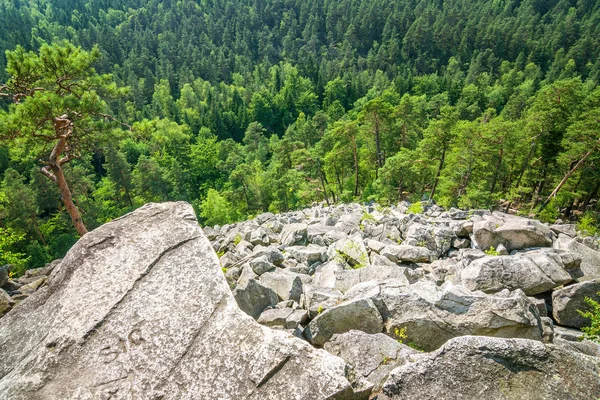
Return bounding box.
[200,189,234,226]
[484,246,500,256]
[407,201,424,214]
[578,292,600,343]
[577,212,600,237]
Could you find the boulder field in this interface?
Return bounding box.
[1,201,600,399]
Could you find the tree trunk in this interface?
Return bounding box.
[539,148,594,212]
[352,135,359,197]
[489,147,503,195]
[41,117,88,236]
[374,116,383,171]
[505,139,536,213]
[430,148,446,201]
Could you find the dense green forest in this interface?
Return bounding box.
[1,0,600,274]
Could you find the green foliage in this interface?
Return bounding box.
[0,227,30,276]
[484,246,501,256]
[200,189,235,227]
[1,2,600,264]
[407,202,424,214]
[577,212,600,237]
[578,293,600,343]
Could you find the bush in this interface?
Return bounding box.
[577,212,600,237]
[407,201,424,214]
[200,189,234,226]
[578,293,600,343]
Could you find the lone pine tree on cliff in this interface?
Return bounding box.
[0,42,126,236]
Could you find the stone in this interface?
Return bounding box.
[554,233,600,280]
[285,309,309,329]
[380,244,434,264]
[328,236,370,268]
[280,223,308,246]
[233,278,280,319]
[0,265,9,288]
[0,289,13,317]
[0,202,369,400]
[380,336,600,400]
[461,251,572,295]
[549,223,577,237]
[302,285,344,318]
[452,237,470,249]
[247,227,274,246]
[472,213,553,251]
[552,279,600,328]
[324,331,417,392]
[257,308,294,327]
[304,298,384,346]
[377,281,543,351]
[248,255,276,276]
[285,244,327,265]
[258,269,307,303]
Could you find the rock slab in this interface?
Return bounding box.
[380,336,600,400]
[0,202,369,400]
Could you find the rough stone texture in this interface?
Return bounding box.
[257,307,294,327]
[234,277,280,319]
[380,336,600,400]
[328,236,370,267]
[472,213,553,251]
[258,269,307,303]
[554,233,600,280]
[280,223,308,246]
[0,289,13,316]
[552,279,600,328]
[380,244,434,263]
[324,331,417,393]
[375,282,543,351]
[0,202,369,400]
[304,298,384,346]
[0,265,9,288]
[461,251,572,295]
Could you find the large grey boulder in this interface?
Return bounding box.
[380,244,435,263]
[0,202,369,400]
[472,213,553,251]
[461,251,572,295]
[361,281,543,351]
[304,298,384,346]
[552,279,600,328]
[380,336,600,400]
[324,331,417,392]
[554,233,600,280]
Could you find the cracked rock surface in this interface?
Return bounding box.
[0,202,369,400]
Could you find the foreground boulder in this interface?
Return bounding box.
[0,202,370,399]
[380,336,600,400]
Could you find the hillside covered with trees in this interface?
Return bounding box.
[1,0,599,274]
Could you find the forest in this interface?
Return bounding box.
[0,0,599,275]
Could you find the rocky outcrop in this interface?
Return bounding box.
[472,212,554,251]
[461,251,573,295]
[380,336,600,400]
[324,331,418,392]
[4,200,600,399]
[552,279,600,328]
[0,203,369,399]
